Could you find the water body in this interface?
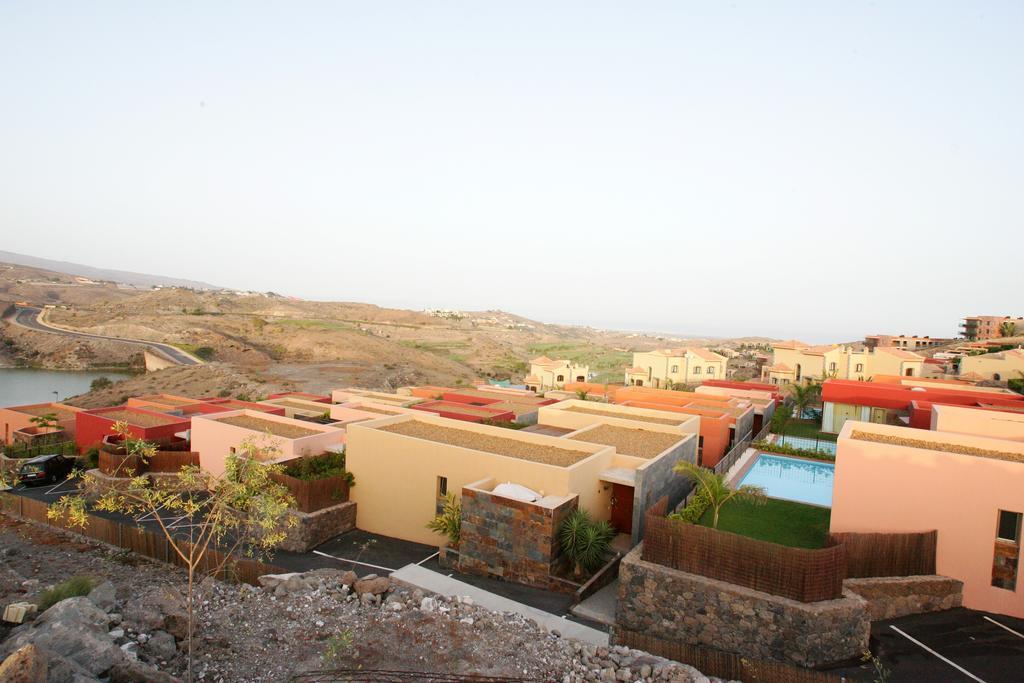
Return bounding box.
[739,453,835,507]
[0,368,133,406]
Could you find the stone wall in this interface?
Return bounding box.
[844,575,963,621]
[615,544,870,668]
[458,486,577,590]
[631,437,697,545]
[278,501,356,553]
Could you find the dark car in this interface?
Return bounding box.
[17,454,75,486]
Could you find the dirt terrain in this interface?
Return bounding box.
[1,260,775,394]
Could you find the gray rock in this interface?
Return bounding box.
[420,597,437,613]
[353,575,389,596]
[144,631,176,661]
[87,582,117,613]
[0,643,47,683]
[123,588,188,640]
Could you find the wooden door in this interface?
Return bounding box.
[870,408,887,424]
[831,403,860,433]
[610,483,634,534]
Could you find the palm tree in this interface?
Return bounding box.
[788,381,821,422]
[673,461,767,529]
[558,509,615,576]
[1000,321,1018,338]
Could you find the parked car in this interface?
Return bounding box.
[17,454,75,486]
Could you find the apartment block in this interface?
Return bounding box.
[961,316,1024,341]
[864,334,950,351]
[625,348,727,388]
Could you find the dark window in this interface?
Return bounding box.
[998,510,1022,543]
[437,476,448,497]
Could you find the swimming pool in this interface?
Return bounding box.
[738,454,834,507]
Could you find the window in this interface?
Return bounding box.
[994,373,1002,381]
[693,366,701,374]
[556,374,564,382]
[829,362,837,372]
[436,476,448,498]
[855,363,863,372]
[905,368,914,376]
[997,510,1022,543]
[706,366,715,375]
[671,365,679,373]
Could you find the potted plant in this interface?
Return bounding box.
[427,493,461,567]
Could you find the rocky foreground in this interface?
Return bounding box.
[0,514,717,683]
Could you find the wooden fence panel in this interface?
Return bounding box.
[830,531,937,578]
[269,472,349,513]
[642,502,846,602]
[147,451,200,473]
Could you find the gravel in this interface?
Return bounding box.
[568,424,685,458]
[378,420,593,466]
[564,407,684,426]
[850,429,1024,463]
[214,415,323,439]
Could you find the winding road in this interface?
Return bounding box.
[8,307,202,366]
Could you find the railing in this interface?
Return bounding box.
[642,498,846,603]
[830,531,937,578]
[269,471,350,513]
[1,492,284,585]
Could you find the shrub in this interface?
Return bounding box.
[38,576,95,611]
[670,488,712,523]
[193,346,216,361]
[85,448,100,469]
[558,509,615,576]
[282,452,352,485]
[90,376,113,391]
[427,493,461,546]
[753,439,835,462]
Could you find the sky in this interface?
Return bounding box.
[2,2,1022,343]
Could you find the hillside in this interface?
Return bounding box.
[0,250,221,290]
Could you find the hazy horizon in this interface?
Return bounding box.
[3,2,1022,344]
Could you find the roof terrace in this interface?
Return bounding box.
[213,414,323,439]
[567,424,686,459]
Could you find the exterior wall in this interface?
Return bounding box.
[189,410,346,478]
[630,435,698,545]
[267,391,331,404]
[258,397,335,420]
[931,404,1024,441]
[278,501,357,553]
[618,401,733,468]
[537,400,699,437]
[615,545,870,668]
[0,403,82,446]
[870,350,924,378]
[75,408,190,452]
[830,421,1024,618]
[528,359,589,391]
[959,350,1024,381]
[458,482,577,589]
[126,394,200,411]
[629,350,727,388]
[411,401,515,423]
[962,316,1024,341]
[345,415,614,546]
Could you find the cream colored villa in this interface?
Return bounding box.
[761,341,924,385]
[958,348,1024,383]
[625,348,727,388]
[524,356,589,392]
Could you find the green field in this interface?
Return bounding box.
[698,497,831,549]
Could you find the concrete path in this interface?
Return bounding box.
[570,579,617,627]
[391,563,608,646]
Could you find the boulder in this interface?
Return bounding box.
[353,575,390,596]
[0,598,121,677]
[143,631,177,662]
[87,582,117,613]
[123,588,188,640]
[0,644,47,683]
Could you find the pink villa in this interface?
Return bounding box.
[0,402,84,445]
[831,406,1024,618]
[189,409,347,477]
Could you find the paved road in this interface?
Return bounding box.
[8,306,201,366]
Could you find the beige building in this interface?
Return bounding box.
[761,341,924,385]
[625,348,727,388]
[958,348,1024,383]
[961,315,1024,341]
[524,356,589,392]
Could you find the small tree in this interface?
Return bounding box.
[49,435,295,683]
[770,402,793,435]
[673,461,766,529]
[426,492,461,547]
[558,509,615,577]
[575,389,589,401]
[28,412,60,432]
[1000,321,1018,338]
[788,381,821,422]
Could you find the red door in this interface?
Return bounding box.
[609,483,634,535]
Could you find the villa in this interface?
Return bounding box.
[625,348,727,388]
[189,409,346,477]
[830,409,1024,618]
[524,356,589,392]
[761,341,925,384]
[0,402,84,446]
[958,347,1024,382]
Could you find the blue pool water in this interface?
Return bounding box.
[738,454,834,507]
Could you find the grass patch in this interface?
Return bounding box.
[38,576,96,611]
[276,318,355,332]
[776,419,838,442]
[698,498,831,549]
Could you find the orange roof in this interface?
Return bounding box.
[772,340,810,349]
[524,375,540,383]
[765,363,794,372]
[801,344,838,356]
[650,347,724,361]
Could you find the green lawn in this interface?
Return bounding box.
[776,419,838,442]
[697,497,831,549]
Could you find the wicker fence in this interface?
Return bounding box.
[1,492,284,585]
[615,629,846,683]
[98,449,200,476]
[269,472,350,513]
[643,502,846,602]
[830,530,937,578]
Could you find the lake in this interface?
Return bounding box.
[0,368,133,406]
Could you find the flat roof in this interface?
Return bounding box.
[850,429,1024,465]
[415,402,508,418]
[272,399,331,413]
[563,405,683,426]
[349,404,405,416]
[91,408,182,427]
[213,414,323,439]
[8,404,79,419]
[134,394,197,406]
[568,424,685,459]
[377,420,592,467]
